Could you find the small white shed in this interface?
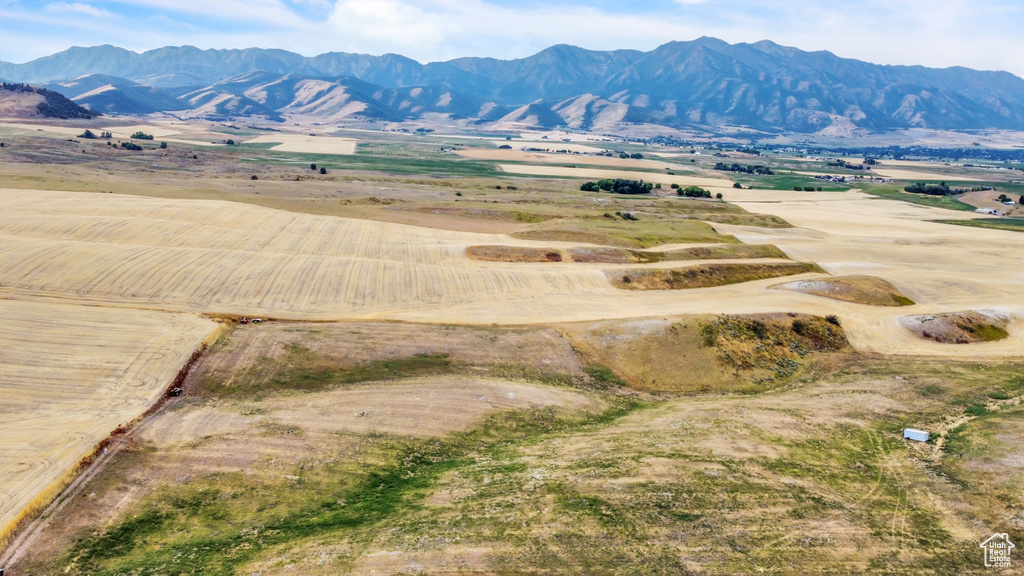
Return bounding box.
[903,428,929,442]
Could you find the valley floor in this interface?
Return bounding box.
[0,124,1022,574]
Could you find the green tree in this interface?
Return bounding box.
[78,129,96,139]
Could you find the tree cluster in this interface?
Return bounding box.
[580,179,653,195]
[131,131,154,140]
[714,162,774,175]
[677,185,712,198]
[904,182,954,196]
[827,159,868,170]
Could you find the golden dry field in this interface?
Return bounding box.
[0,299,217,545]
[244,134,357,154]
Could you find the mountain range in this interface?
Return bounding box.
[2,38,1023,134]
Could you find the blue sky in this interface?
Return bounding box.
[1,0,1022,77]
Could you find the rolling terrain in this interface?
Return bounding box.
[0,122,1022,574]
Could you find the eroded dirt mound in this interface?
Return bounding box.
[900,311,1011,344]
[774,275,915,307]
[561,313,849,394]
[608,262,821,290]
[466,244,789,265]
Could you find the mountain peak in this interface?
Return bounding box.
[4,39,1023,133]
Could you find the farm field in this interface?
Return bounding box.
[457,147,679,169]
[498,163,733,188]
[244,134,357,154]
[0,299,217,546]
[1,125,1024,575]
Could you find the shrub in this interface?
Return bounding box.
[825,314,841,327]
[455,191,462,196]
[251,175,258,180]
[319,167,327,175]
[965,405,988,416]
[120,141,143,151]
[159,142,167,149]
[580,181,600,192]
[716,192,723,199]
[670,183,680,189]
[733,182,742,188]
[792,319,807,335]
[310,163,317,170]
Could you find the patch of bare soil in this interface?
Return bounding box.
[900,311,1011,344]
[197,321,591,391]
[774,275,915,307]
[608,262,821,290]
[466,245,562,262]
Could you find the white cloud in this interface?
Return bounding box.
[44,2,112,18]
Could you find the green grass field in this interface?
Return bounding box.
[860,185,977,211]
[938,218,1024,233]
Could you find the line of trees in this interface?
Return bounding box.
[580,179,653,195]
[904,182,995,196]
[714,162,774,175]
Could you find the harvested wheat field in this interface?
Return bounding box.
[0,188,1022,356]
[458,148,679,169]
[245,133,357,154]
[0,298,217,545]
[869,167,984,182]
[498,164,731,189]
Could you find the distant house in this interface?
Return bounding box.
[975,208,1002,215]
[903,429,929,442]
